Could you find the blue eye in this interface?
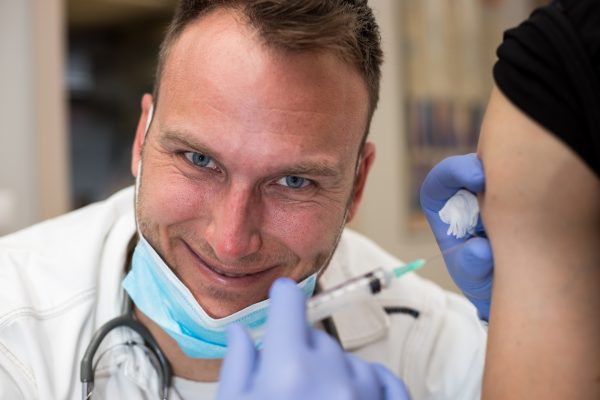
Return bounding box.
[278,175,309,189]
[184,152,213,168]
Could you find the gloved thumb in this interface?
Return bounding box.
[263,278,309,352]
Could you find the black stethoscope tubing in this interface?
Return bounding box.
[80,300,172,400]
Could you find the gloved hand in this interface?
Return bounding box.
[217,278,411,400]
[420,153,494,321]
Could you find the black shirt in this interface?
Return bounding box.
[493,0,600,177]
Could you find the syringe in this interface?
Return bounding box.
[307,258,426,324]
[249,259,426,342]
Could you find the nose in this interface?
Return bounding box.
[204,186,263,263]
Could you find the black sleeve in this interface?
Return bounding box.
[493,0,600,177]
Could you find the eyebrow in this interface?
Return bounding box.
[160,130,213,155]
[160,129,342,178]
[278,162,340,178]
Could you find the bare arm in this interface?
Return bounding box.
[478,85,600,399]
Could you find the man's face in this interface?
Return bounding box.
[131,9,374,318]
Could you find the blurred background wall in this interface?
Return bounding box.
[0,0,69,234]
[0,0,546,292]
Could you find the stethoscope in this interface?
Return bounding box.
[80,296,172,400]
[79,260,340,400]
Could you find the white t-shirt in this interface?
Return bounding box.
[172,377,217,400]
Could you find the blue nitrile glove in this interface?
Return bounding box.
[217,278,411,400]
[420,153,494,321]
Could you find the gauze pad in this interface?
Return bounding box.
[438,189,479,239]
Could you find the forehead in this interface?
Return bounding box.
[157,8,369,162]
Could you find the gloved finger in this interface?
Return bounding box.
[439,237,493,321]
[371,363,411,400]
[344,354,382,399]
[420,154,485,209]
[302,329,354,384]
[445,237,493,320]
[309,329,347,360]
[218,323,257,396]
[263,278,309,353]
[448,237,494,285]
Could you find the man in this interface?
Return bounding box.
[0,1,486,398]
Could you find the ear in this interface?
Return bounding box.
[346,142,375,223]
[131,93,154,177]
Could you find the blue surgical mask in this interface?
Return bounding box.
[122,236,317,359]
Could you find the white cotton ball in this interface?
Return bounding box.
[438,189,479,239]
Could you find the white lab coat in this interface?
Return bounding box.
[0,187,485,400]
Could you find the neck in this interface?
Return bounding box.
[134,307,223,382]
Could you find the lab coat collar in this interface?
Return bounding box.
[95,189,136,328]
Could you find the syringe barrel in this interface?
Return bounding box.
[307,268,392,324]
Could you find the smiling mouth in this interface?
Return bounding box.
[184,241,272,279]
[204,263,254,278]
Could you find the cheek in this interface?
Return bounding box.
[138,166,216,228]
[265,202,347,257]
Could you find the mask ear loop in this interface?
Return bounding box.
[315,146,364,280]
[144,103,155,136]
[135,104,154,235]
